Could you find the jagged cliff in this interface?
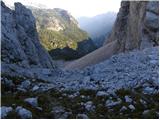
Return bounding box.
[1,2,55,69]
[65,1,159,69]
[29,7,96,60]
[104,1,159,51]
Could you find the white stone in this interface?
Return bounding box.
[143,87,155,94]
[128,104,135,111]
[77,114,89,119]
[81,95,85,99]
[32,85,39,91]
[0,106,13,118]
[96,91,108,97]
[105,99,122,108]
[84,101,95,111]
[125,95,133,103]
[150,60,157,65]
[20,80,31,89]
[16,106,32,119]
[51,106,67,119]
[17,87,27,92]
[140,99,147,105]
[120,106,127,112]
[24,97,38,107]
[142,110,150,115]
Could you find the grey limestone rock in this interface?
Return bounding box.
[24,97,38,107]
[1,1,55,69]
[125,96,133,103]
[0,106,13,118]
[76,114,89,119]
[105,98,122,108]
[16,106,32,119]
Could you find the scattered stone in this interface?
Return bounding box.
[143,86,155,94]
[76,114,89,119]
[142,110,150,116]
[120,106,127,112]
[20,80,31,90]
[142,83,150,88]
[24,97,38,107]
[42,69,51,75]
[32,85,39,91]
[80,102,84,105]
[67,92,79,98]
[16,106,32,119]
[36,83,55,92]
[2,78,14,88]
[150,60,157,65]
[0,106,13,118]
[105,98,122,108]
[62,93,67,96]
[128,105,135,111]
[51,106,69,119]
[125,96,133,103]
[84,76,91,81]
[68,95,75,99]
[60,112,72,119]
[16,80,31,92]
[81,95,85,99]
[84,101,95,111]
[36,107,43,111]
[140,99,147,105]
[17,87,27,93]
[96,91,108,97]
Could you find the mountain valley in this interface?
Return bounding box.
[1,1,159,119]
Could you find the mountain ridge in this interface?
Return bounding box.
[77,12,117,47]
[29,6,97,60]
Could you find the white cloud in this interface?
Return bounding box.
[2,0,121,18]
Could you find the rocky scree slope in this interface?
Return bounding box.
[2,46,159,118]
[1,1,159,119]
[65,1,159,69]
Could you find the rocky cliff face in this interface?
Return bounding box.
[31,7,78,31]
[1,2,55,69]
[104,1,159,51]
[29,6,96,60]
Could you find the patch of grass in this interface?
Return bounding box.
[1,86,159,119]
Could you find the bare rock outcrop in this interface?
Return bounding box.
[104,1,159,51]
[1,2,55,69]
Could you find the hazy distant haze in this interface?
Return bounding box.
[2,0,121,18]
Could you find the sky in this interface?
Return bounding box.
[3,0,121,18]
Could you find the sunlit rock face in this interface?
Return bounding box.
[29,7,96,60]
[1,1,55,69]
[104,1,159,51]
